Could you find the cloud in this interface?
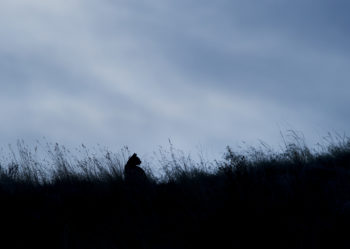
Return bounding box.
[0,0,349,159]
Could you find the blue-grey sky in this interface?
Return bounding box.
[0,0,349,159]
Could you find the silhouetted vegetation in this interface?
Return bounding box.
[0,133,349,249]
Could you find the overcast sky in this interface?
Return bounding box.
[0,0,349,159]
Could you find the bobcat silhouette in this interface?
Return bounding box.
[124,153,148,184]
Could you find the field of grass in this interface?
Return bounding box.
[0,133,349,249]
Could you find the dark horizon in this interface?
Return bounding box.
[0,136,349,249]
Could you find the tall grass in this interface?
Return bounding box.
[0,133,349,249]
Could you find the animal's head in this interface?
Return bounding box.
[127,153,142,166]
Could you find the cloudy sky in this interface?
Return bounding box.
[0,0,349,159]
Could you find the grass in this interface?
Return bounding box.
[0,132,350,249]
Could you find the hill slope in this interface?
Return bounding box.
[0,138,349,249]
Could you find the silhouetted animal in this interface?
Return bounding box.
[124,153,148,184]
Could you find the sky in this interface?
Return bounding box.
[0,0,349,160]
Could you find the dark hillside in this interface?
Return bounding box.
[0,138,349,249]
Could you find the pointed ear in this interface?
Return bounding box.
[133,153,137,157]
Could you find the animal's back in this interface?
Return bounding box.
[125,165,147,181]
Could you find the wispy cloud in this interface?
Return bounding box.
[0,0,349,158]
